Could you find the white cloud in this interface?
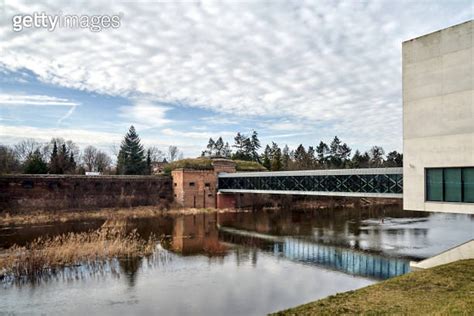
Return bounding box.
[161,128,234,140]
[119,100,171,128]
[0,124,121,146]
[0,93,80,124]
[0,0,472,152]
[0,94,79,106]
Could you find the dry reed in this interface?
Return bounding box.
[0,227,157,279]
[0,206,242,226]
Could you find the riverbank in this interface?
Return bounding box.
[0,206,245,226]
[272,259,474,315]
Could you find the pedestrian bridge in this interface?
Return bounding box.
[218,168,403,198]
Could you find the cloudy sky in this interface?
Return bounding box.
[0,0,472,157]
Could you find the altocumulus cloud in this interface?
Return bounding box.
[0,0,472,152]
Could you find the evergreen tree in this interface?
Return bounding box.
[49,141,61,174]
[369,146,385,168]
[215,137,224,157]
[350,150,370,168]
[116,149,126,175]
[117,126,147,175]
[384,151,403,167]
[146,149,152,175]
[232,132,252,161]
[24,149,48,174]
[316,141,329,168]
[69,152,76,173]
[293,144,307,169]
[270,142,282,171]
[306,146,316,169]
[282,145,290,170]
[262,145,272,170]
[329,136,342,168]
[250,131,261,162]
[222,142,232,158]
[203,138,215,157]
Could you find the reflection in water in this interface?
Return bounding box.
[1,207,473,315]
[119,257,143,288]
[220,227,408,280]
[171,213,221,255]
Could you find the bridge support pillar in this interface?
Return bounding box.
[216,192,236,209]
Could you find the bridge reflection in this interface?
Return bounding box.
[219,227,409,280]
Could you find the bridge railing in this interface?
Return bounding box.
[218,168,403,198]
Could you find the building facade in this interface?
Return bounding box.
[172,159,236,208]
[403,20,473,214]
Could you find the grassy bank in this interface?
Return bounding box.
[272,259,474,315]
[0,206,242,226]
[0,227,156,279]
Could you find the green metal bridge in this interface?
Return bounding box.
[218,168,403,198]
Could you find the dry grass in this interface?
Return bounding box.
[0,206,242,226]
[0,227,157,279]
[271,259,474,315]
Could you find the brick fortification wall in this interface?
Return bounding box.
[0,175,173,212]
[172,159,237,208]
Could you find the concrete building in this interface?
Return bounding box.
[403,20,473,214]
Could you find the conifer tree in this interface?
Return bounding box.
[146,149,152,175]
[262,145,272,170]
[282,145,290,170]
[49,141,61,174]
[117,126,147,175]
[270,142,282,171]
[24,149,48,174]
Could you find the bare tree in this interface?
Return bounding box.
[0,145,21,173]
[14,139,43,162]
[148,146,164,162]
[82,145,98,172]
[167,145,182,162]
[95,151,112,172]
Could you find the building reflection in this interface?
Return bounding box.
[219,227,409,280]
[170,213,224,256]
[217,207,432,256]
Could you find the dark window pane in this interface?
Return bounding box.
[463,168,474,203]
[444,168,462,202]
[426,169,443,201]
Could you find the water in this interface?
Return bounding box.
[1,207,473,315]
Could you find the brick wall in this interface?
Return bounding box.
[0,175,173,212]
[172,170,217,208]
[172,159,237,208]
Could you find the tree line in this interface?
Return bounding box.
[202,132,402,171]
[0,127,402,175]
[0,126,181,175]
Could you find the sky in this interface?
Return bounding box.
[0,0,473,158]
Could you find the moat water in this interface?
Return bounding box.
[1,207,473,315]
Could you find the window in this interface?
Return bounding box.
[426,167,474,203]
[205,183,211,187]
[463,168,474,203]
[189,182,195,187]
[444,168,461,202]
[426,169,443,201]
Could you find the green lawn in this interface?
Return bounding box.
[271,259,474,315]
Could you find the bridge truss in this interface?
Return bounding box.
[218,168,403,198]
